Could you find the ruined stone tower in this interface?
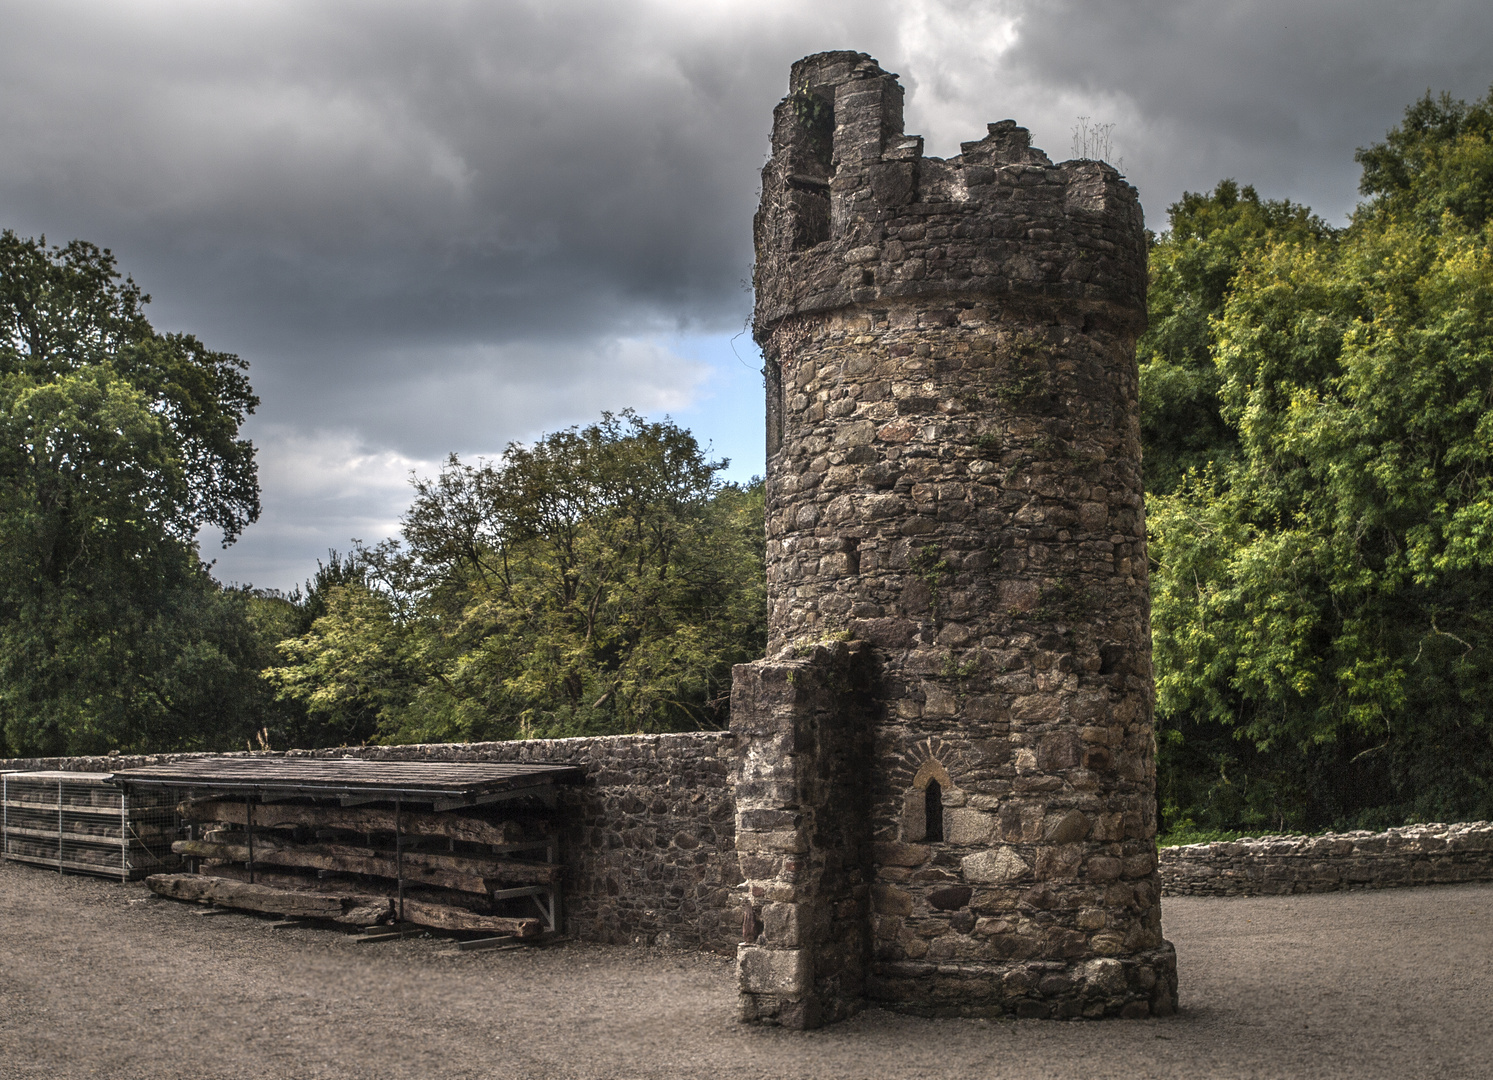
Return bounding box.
[730,51,1177,1026]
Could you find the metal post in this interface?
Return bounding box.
[58,779,63,873]
[189,787,199,875]
[245,794,255,884]
[395,797,405,926]
[121,789,128,884]
[548,825,562,936]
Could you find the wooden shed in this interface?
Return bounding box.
[112,757,582,940]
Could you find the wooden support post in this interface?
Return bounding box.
[395,797,404,925]
[245,795,255,884]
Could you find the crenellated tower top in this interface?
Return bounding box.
[753,52,1147,337]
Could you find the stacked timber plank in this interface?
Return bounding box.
[115,758,581,937]
[1,771,179,881]
[151,796,555,935]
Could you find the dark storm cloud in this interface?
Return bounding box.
[1,0,836,447]
[2,0,1489,587]
[6,0,1486,426]
[990,0,1493,224]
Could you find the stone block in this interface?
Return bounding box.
[735,830,808,855]
[873,841,931,867]
[1080,957,1126,994]
[738,945,811,998]
[1035,844,1083,881]
[872,884,914,916]
[1044,809,1091,844]
[927,885,973,910]
[762,902,801,947]
[945,808,995,845]
[961,847,1031,884]
[1086,857,1122,882]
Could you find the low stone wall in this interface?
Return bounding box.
[1159,822,1493,897]
[0,733,743,953]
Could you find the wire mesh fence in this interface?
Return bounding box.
[2,771,181,881]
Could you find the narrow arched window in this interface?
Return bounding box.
[924,779,944,842]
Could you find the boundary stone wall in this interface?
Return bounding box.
[8,742,1491,946]
[0,732,743,953]
[1159,822,1493,897]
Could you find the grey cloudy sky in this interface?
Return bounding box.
[3,0,1490,590]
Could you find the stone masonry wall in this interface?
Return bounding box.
[731,641,877,1028]
[0,733,743,953]
[742,50,1175,1022]
[1159,822,1493,897]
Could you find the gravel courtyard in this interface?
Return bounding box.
[0,859,1488,1080]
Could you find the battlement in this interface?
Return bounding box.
[753,53,1147,335]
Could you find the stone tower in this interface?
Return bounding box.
[730,51,1177,1026]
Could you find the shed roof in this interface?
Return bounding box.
[110,757,582,806]
[2,771,116,782]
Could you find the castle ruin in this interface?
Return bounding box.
[729,51,1178,1027]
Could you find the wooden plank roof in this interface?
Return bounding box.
[3,771,117,782]
[109,758,582,800]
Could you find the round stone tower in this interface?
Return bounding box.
[741,51,1176,1020]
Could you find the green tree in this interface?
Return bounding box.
[1147,88,1493,832]
[0,232,271,756]
[266,412,767,744]
[1356,89,1493,230]
[1138,181,1332,495]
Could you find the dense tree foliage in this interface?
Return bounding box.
[1138,181,1333,495]
[1146,88,1493,833]
[266,413,766,745]
[0,232,279,757]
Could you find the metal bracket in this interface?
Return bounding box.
[489,885,549,900]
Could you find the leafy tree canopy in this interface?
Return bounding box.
[0,233,259,543]
[266,412,766,745]
[1146,87,1493,832]
[0,233,271,756]
[1356,89,1493,230]
[1138,180,1333,495]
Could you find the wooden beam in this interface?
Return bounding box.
[397,899,542,937]
[146,874,393,926]
[196,864,330,891]
[204,864,510,916]
[433,786,557,812]
[177,799,528,847]
[171,837,560,894]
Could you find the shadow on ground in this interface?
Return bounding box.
[0,860,1487,1079]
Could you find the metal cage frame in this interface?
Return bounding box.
[1,771,180,882]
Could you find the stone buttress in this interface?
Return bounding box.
[730,51,1177,1026]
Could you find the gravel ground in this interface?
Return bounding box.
[0,858,1488,1080]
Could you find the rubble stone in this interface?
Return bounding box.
[1159,822,1493,896]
